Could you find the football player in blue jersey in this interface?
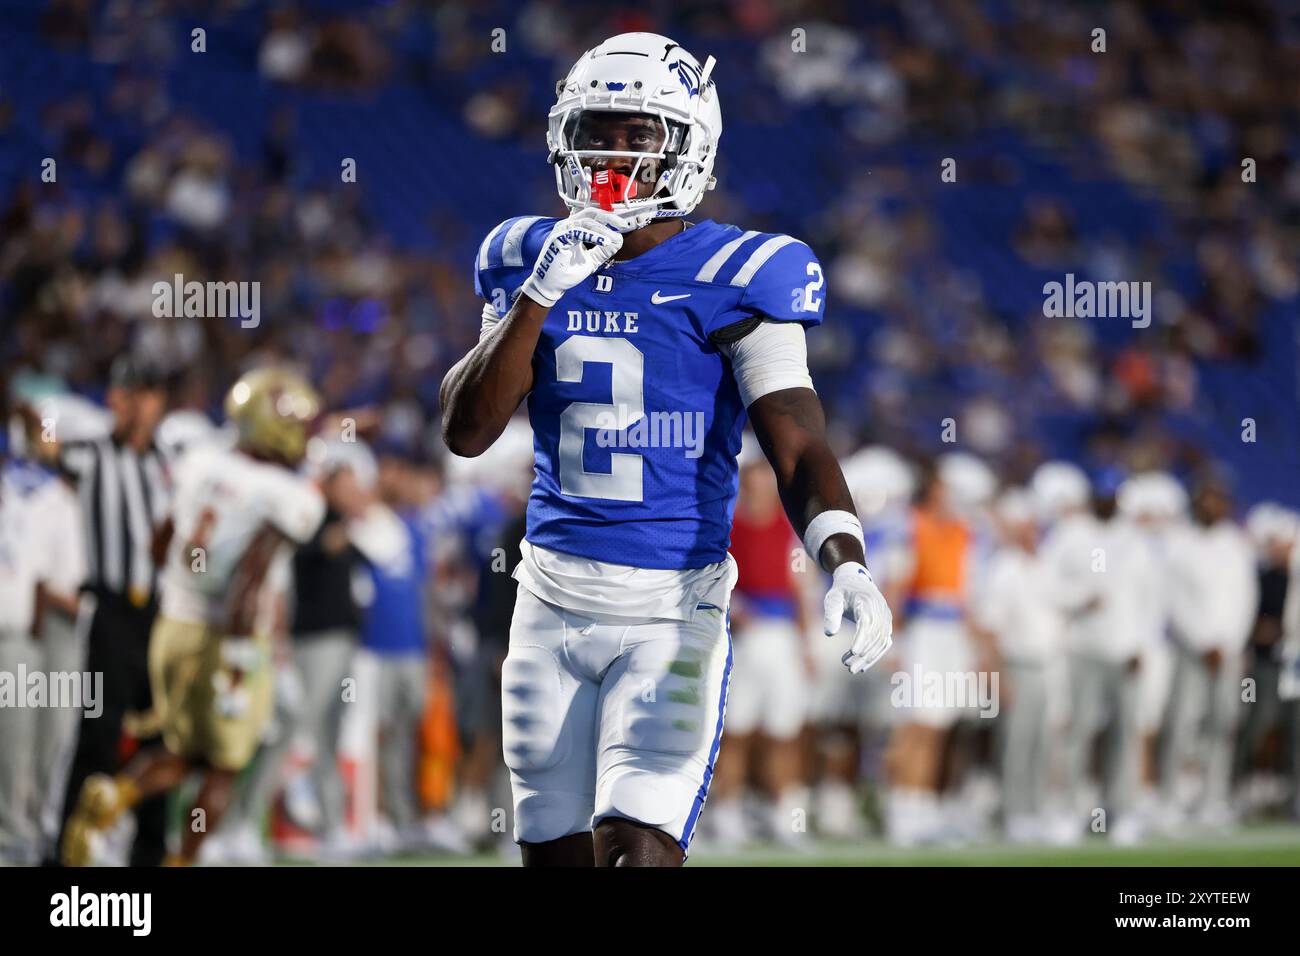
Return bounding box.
[441,32,892,866]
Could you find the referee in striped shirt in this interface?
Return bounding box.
[49,356,171,866]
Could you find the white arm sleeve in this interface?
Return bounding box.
[479,301,503,341]
[718,320,815,407]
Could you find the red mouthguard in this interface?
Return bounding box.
[590,169,632,211]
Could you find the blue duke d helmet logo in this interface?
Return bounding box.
[668,59,703,97]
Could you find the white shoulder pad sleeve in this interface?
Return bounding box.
[718,320,815,407]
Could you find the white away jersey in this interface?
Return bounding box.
[159,445,325,625]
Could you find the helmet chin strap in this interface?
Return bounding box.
[607,205,658,233]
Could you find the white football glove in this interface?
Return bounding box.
[521,208,625,308]
[823,561,894,674]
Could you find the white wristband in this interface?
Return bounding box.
[803,509,864,565]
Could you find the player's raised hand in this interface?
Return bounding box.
[823,561,894,674]
[521,208,625,308]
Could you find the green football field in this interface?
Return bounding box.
[338,824,1300,867]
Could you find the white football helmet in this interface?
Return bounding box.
[548,32,722,229]
[1030,460,1090,522]
[938,451,997,513]
[1117,471,1188,523]
[1245,501,1299,549]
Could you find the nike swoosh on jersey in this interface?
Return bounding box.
[650,291,692,304]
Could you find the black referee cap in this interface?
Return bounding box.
[109,354,167,390]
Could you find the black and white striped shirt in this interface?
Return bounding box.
[60,436,170,606]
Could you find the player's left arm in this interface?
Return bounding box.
[747,390,858,562]
[721,238,892,673]
[748,387,892,673]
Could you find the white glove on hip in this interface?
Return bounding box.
[823,561,894,674]
[521,208,625,308]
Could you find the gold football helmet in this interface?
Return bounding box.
[224,367,320,465]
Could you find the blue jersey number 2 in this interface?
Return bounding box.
[555,335,645,502]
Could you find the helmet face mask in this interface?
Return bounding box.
[559,110,685,204]
[547,33,721,228]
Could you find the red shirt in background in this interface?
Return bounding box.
[730,506,799,618]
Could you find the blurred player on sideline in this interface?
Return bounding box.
[1279,509,1300,817]
[1045,469,1154,844]
[0,439,46,862]
[23,445,86,861]
[1236,503,1299,813]
[709,438,812,849]
[1161,475,1258,830]
[287,441,369,858]
[350,444,435,853]
[883,460,982,846]
[934,453,1001,841]
[1116,472,1186,827]
[433,419,532,847]
[976,487,1064,843]
[0,396,92,863]
[62,368,325,866]
[1028,460,1091,842]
